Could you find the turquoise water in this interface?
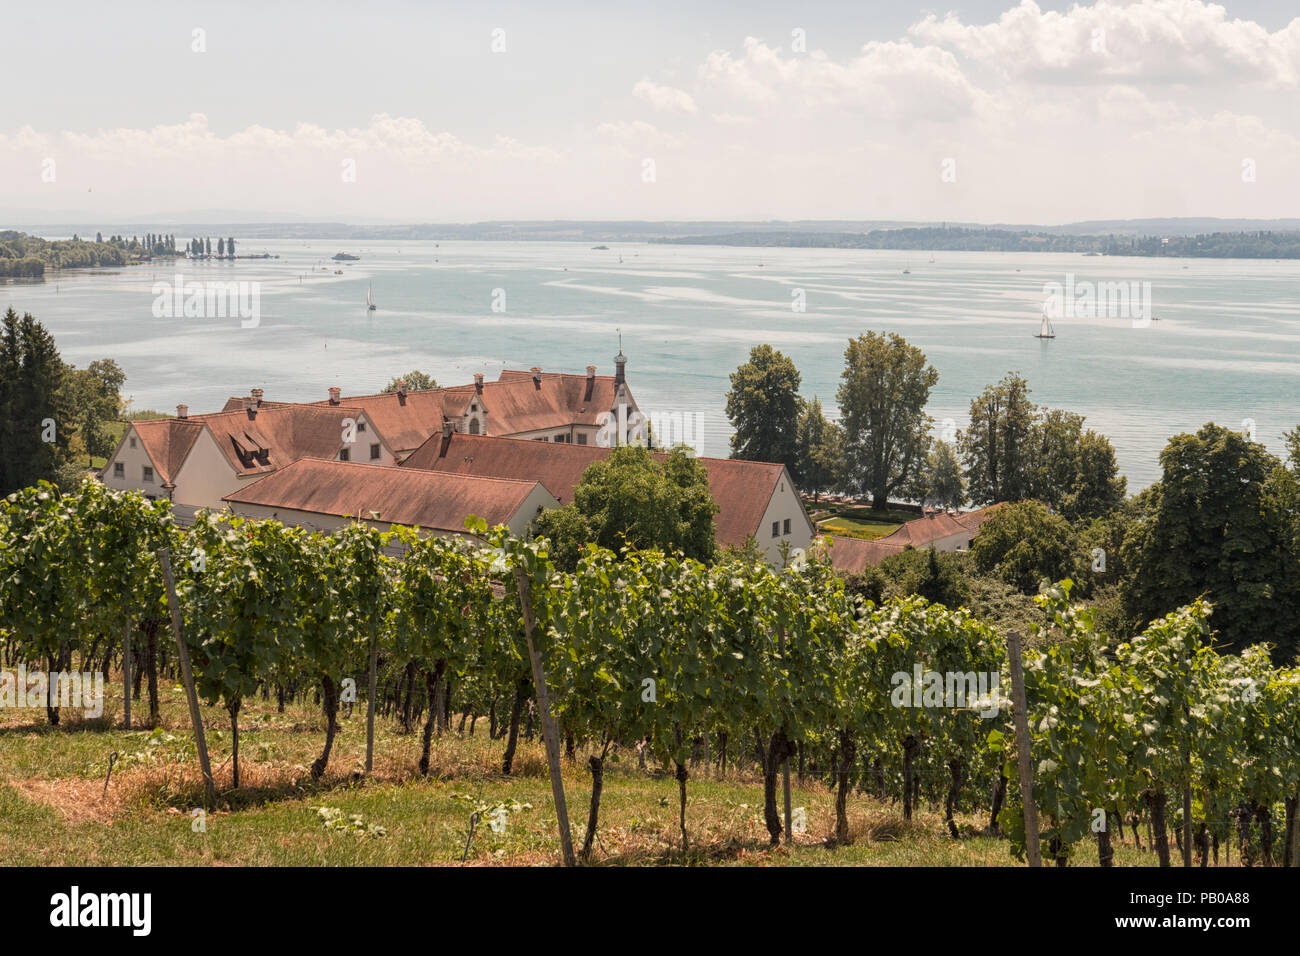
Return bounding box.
[4,240,1297,489]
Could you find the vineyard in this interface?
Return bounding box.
[2,480,1298,867]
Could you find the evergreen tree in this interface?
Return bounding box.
[0,309,72,494]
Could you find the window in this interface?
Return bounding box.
[370,443,380,460]
[469,419,480,435]
[577,433,588,446]
[771,521,779,538]
[339,448,350,462]
[357,422,366,433]
[142,466,154,483]
[129,437,137,449]
[533,437,547,442]
[783,519,791,535]
[555,434,568,443]
[113,462,124,478]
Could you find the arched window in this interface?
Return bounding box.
[469,418,480,435]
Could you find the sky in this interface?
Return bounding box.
[2,0,1299,224]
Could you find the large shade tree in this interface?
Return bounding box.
[1122,423,1300,659]
[725,344,802,470]
[836,331,937,511]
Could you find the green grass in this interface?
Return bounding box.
[0,683,1216,867]
[819,516,903,540]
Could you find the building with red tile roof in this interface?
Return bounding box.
[100,394,399,512]
[304,357,641,454]
[816,505,1003,574]
[399,430,814,563]
[222,458,557,537]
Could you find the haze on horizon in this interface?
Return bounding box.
[3,0,1299,225]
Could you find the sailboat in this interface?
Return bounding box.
[902,261,911,274]
[1035,309,1056,339]
[367,285,377,311]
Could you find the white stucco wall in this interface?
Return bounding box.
[754,468,816,566]
[101,425,168,499]
[171,428,239,509]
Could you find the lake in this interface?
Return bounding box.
[4,240,1298,489]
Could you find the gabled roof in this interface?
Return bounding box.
[220,396,289,413]
[888,511,971,547]
[952,504,1002,534]
[128,419,204,484]
[398,432,794,546]
[307,368,626,448]
[400,432,607,504]
[128,404,369,478]
[814,535,905,574]
[693,457,789,544]
[479,369,624,432]
[222,458,550,533]
[307,390,455,453]
[818,505,1002,573]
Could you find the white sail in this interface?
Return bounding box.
[367,285,373,308]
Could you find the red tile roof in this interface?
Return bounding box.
[307,368,626,449]
[817,506,1002,573]
[309,390,454,454]
[129,418,203,484]
[400,432,606,504]
[888,511,971,547]
[198,404,367,476]
[128,403,369,478]
[222,458,548,533]
[399,432,794,546]
[814,535,905,574]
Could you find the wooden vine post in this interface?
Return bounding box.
[1006,630,1042,867]
[156,548,216,808]
[122,613,131,730]
[365,634,378,773]
[777,624,792,844]
[513,566,576,867]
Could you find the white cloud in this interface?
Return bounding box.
[593,119,683,150]
[3,3,1299,222]
[632,79,698,114]
[910,0,1300,86]
[710,112,755,125]
[698,36,984,121]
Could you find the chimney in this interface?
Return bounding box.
[176,404,188,420]
[473,372,484,394]
[614,350,626,387]
[530,366,542,390]
[584,365,596,402]
[442,420,454,439]
[251,387,264,405]
[396,379,407,406]
[328,386,341,405]
[245,398,258,420]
